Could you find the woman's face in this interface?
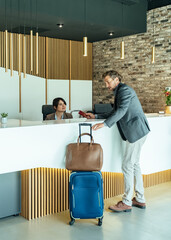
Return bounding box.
[56,100,66,112]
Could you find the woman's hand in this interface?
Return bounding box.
[92,123,104,131]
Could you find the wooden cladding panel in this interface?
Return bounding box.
[21,168,171,220]
[47,38,69,79]
[0,31,45,78]
[0,31,92,80]
[71,41,92,80]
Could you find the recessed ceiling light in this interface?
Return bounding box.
[108,32,114,36]
[57,24,64,28]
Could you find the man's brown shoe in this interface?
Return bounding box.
[109,201,132,212]
[132,197,146,209]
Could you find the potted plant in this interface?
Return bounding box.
[164,87,171,114]
[1,112,8,124]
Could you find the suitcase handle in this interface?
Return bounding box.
[77,133,94,145]
[79,123,92,143]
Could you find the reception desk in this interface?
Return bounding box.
[0,114,171,174]
[0,114,171,220]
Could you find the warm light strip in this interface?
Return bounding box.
[120,41,125,59]
[18,34,21,76]
[23,35,26,78]
[30,30,33,72]
[10,33,13,77]
[83,36,87,57]
[5,30,8,72]
[151,46,155,63]
[36,32,38,74]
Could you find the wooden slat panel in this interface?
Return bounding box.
[71,40,92,80]
[20,169,171,220]
[47,38,69,79]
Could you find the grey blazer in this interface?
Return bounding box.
[97,83,150,143]
[45,112,73,120]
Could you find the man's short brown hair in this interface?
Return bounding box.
[102,70,122,82]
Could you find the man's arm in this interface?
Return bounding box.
[104,85,132,128]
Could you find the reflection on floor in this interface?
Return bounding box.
[0,182,171,240]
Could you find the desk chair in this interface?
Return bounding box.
[42,105,55,120]
[94,103,113,114]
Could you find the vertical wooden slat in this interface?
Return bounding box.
[49,168,52,214]
[40,168,44,217]
[55,168,57,213]
[44,168,47,216]
[47,168,49,215]
[34,168,37,219]
[57,169,60,212]
[31,169,34,219]
[27,170,31,220]
[37,168,40,218]
[60,169,63,212]
[10,33,13,76]
[52,168,55,214]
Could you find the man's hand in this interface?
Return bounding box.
[92,123,104,131]
[85,113,95,119]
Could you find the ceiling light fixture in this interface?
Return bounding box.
[23,0,26,78]
[120,2,124,60]
[151,9,155,64]
[57,23,64,28]
[10,0,13,77]
[5,0,8,73]
[83,0,87,57]
[36,0,38,75]
[108,32,114,36]
[30,0,33,73]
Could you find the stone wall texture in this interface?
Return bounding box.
[92,5,171,113]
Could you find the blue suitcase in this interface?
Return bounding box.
[69,171,104,226]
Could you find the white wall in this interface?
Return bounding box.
[21,74,46,121]
[0,68,19,119]
[47,79,70,111]
[0,68,92,121]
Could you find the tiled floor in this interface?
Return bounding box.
[0,182,171,240]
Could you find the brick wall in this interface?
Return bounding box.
[93,5,171,113]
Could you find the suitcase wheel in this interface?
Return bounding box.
[69,218,75,226]
[98,217,103,226]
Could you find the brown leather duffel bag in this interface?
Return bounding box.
[65,133,103,171]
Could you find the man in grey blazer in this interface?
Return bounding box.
[86,70,150,212]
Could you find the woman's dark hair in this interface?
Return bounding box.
[53,97,66,108]
[102,70,122,82]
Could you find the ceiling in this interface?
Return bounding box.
[0,0,170,43]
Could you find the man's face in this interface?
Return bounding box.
[104,76,120,91]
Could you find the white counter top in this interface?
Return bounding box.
[0,113,171,129]
[0,115,171,175]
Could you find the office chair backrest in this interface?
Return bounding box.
[42,105,55,120]
[94,103,113,114]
